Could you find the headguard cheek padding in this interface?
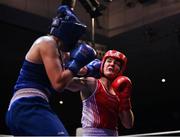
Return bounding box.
[50,5,87,52]
[100,50,127,76]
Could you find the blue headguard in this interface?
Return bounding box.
[50,5,87,51]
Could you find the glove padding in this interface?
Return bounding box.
[85,59,101,78]
[67,43,96,75]
[111,76,132,111]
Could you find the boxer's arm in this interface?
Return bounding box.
[65,77,86,92]
[39,39,74,92]
[65,77,97,100]
[65,77,96,92]
[39,39,96,92]
[112,76,134,128]
[119,109,134,129]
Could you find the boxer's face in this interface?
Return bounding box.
[103,57,121,80]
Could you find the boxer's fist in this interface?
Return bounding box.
[85,59,101,78]
[67,43,96,75]
[112,76,132,111]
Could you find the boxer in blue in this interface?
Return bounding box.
[6,5,96,136]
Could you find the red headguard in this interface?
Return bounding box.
[100,50,127,77]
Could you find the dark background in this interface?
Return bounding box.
[0,5,180,136]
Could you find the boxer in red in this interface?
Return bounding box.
[66,50,134,136]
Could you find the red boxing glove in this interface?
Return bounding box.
[111,76,132,111]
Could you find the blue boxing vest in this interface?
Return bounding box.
[14,60,56,95]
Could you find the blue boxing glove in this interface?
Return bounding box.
[85,59,101,78]
[67,43,97,75]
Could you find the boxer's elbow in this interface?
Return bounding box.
[51,70,74,92]
[52,82,65,92]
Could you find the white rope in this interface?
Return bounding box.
[124,130,180,136]
[76,127,180,136]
